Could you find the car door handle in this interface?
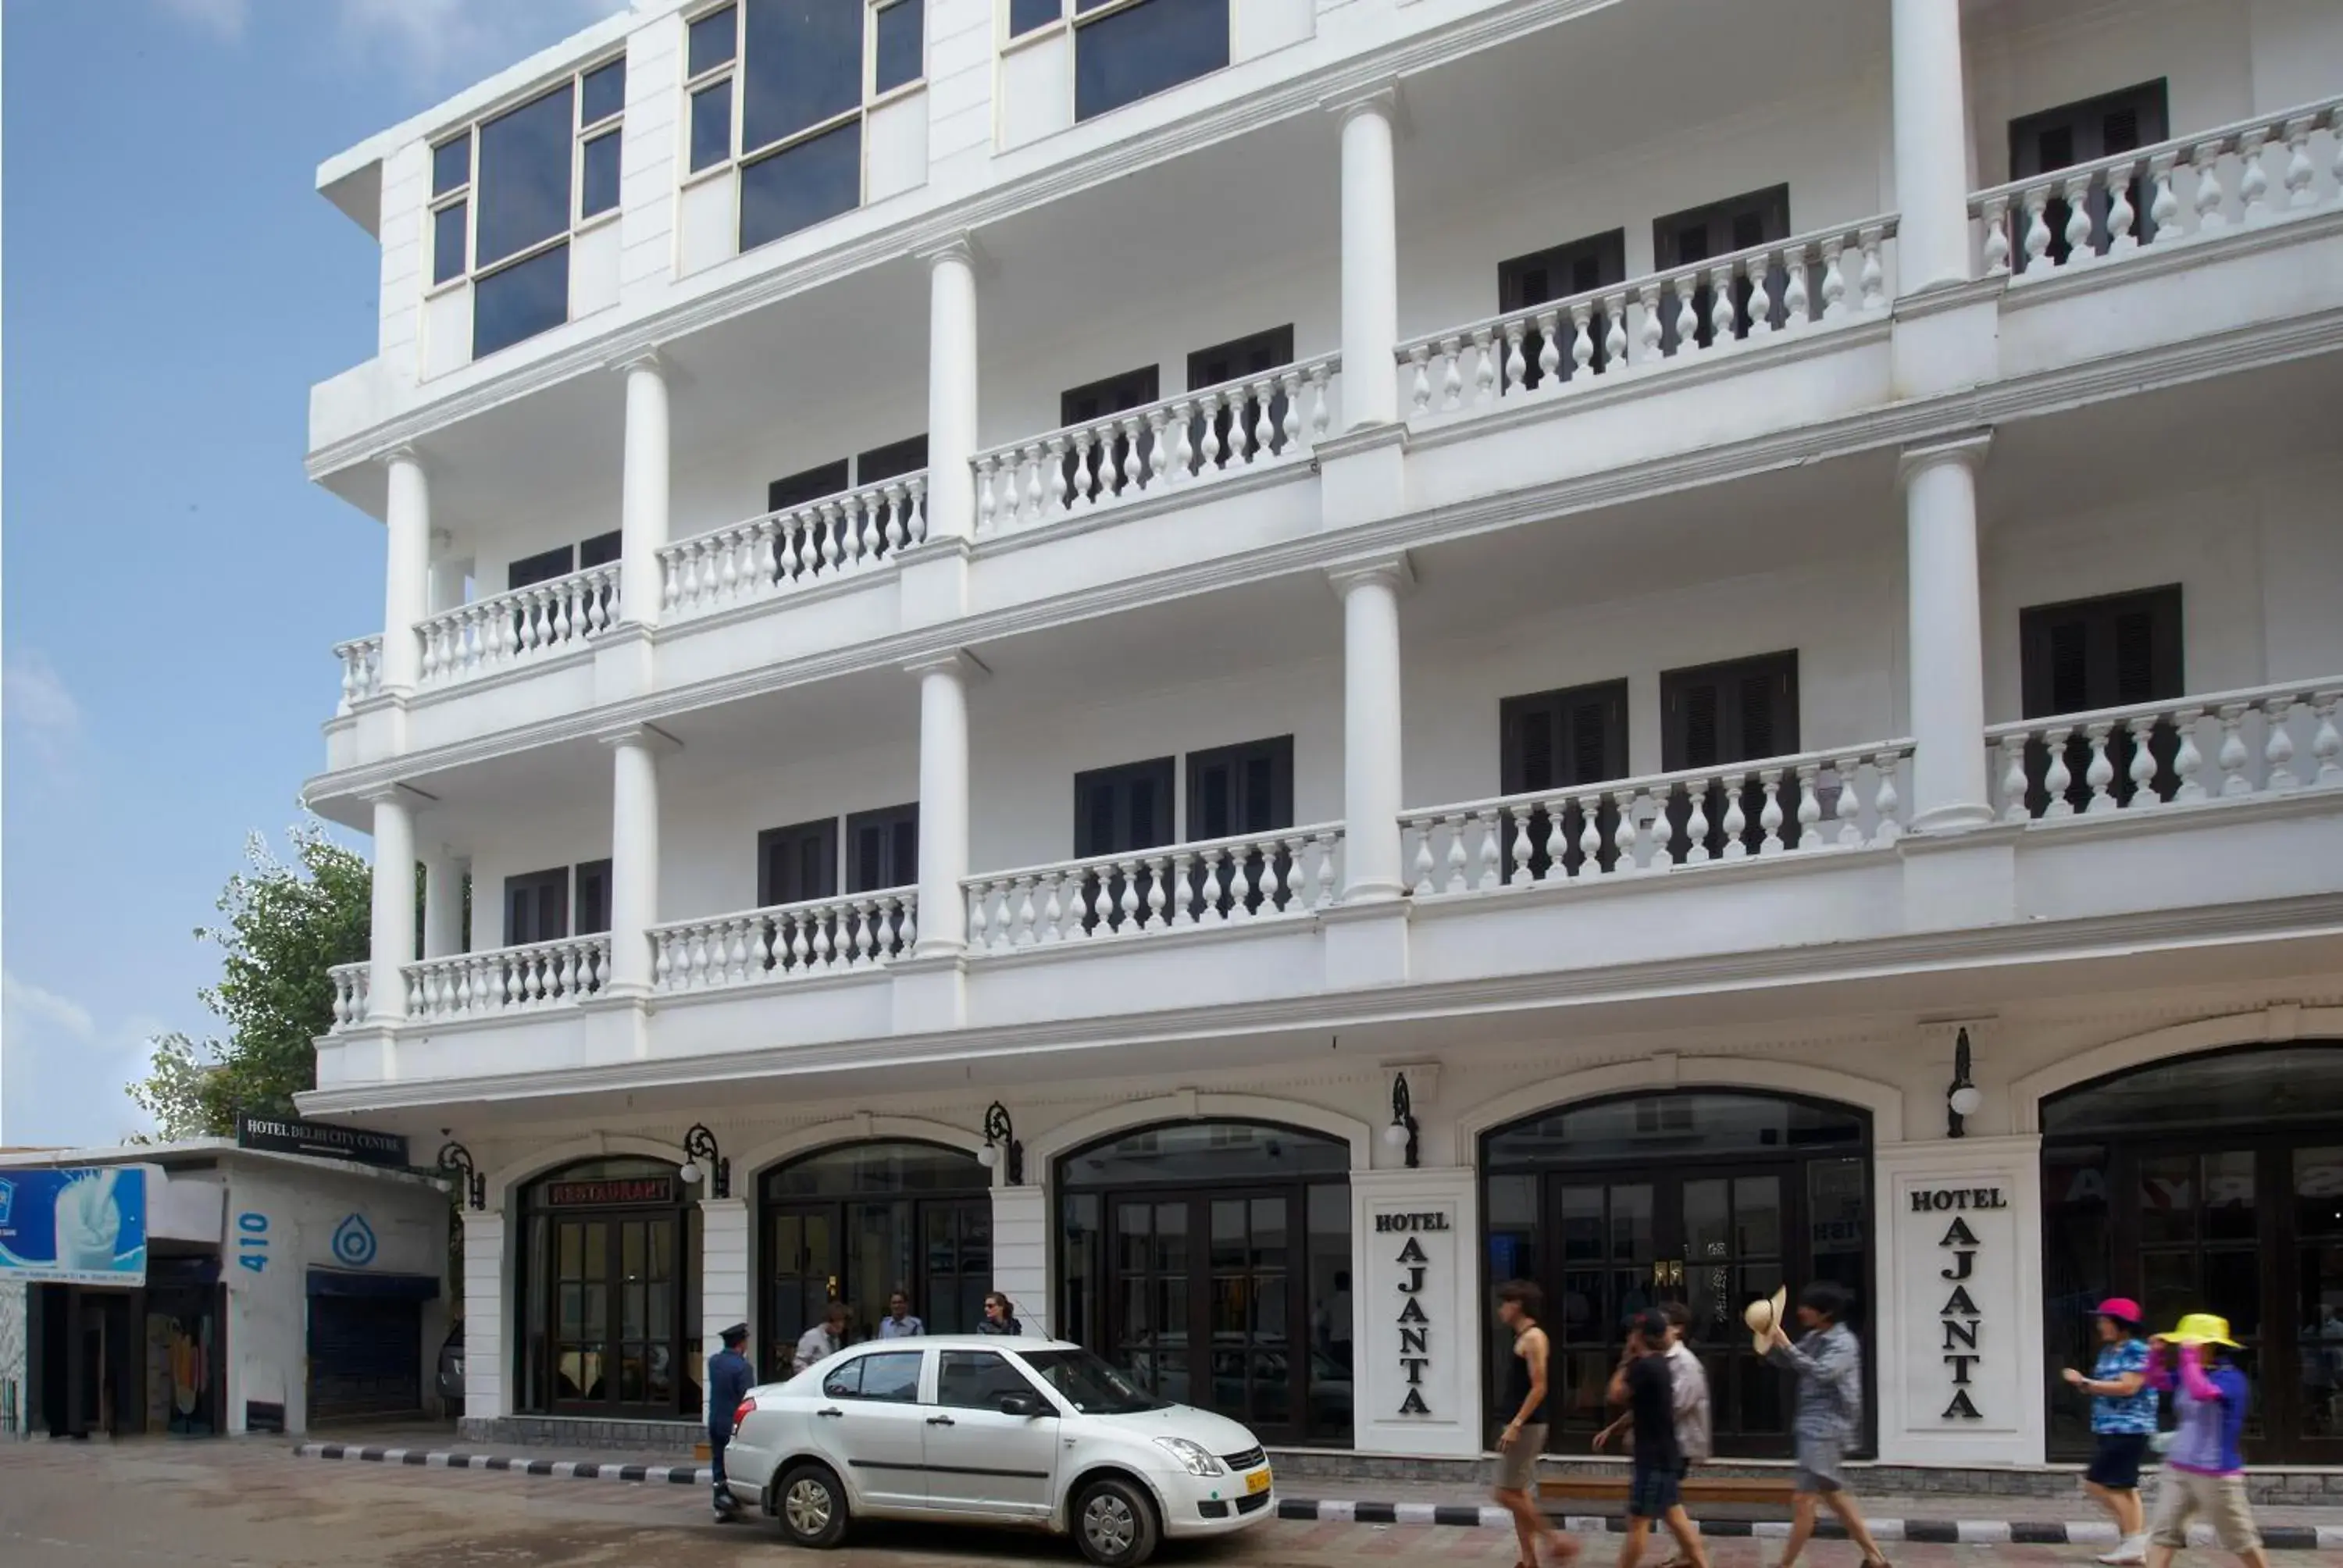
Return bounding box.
[925,1414,956,1427]
[816,1407,844,1419]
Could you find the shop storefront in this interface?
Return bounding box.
[515,1157,701,1420]
[1480,1089,1874,1457]
[2041,1042,2343,1464]
[1055,1121,1354,1446]
[758,1141,993,1381]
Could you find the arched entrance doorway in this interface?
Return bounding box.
[1481,1089,1874,1457]
[2042,1042,2343,1463]
[758,1141,992,1381]
[1057,1120,1354,1446]
[515,1156,702,1419]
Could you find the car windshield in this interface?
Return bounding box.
[1017,1349,1168,1415]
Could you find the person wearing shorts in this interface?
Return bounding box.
[2063,1296,2155,1563]
[1492,1281,1577,1566]
[1607,1310,1708,1568]
[2144,1315,2270,1568]
[1763,1281,1890,1568]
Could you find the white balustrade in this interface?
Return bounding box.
[327,962,370,1029]
[401,935,612,1019]
[1974,96,2343,279]
[1397,217,1896,419]
[1987,680,2343,821]
[963,825,1344,951]
[651,890,918,992]
[660,473,928,619]
[973,355,1339,533]
[333,636,383,713]
[1402,743,1916,895]
[415,564,622,687]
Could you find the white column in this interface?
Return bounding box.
[1332,558,1411,899]
[1890,0,1974,295]
[459,1208,508,1425]
[380,447,431,693]
[420,846,466,959]
[924,237,980,541]
[1902,434,1995,833]
[700,1196,751,1378]
[618,352,672,627]
[911,652,978,954]
[1337,90,1400,429]
[366,789,416,1023]
[603,725,675,996]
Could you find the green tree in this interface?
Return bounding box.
[131,826,373,1140]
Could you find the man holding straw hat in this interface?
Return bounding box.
[2142,1313,2270,1568]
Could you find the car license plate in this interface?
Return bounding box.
[1245,1467,1272,1495]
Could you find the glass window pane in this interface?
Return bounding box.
[1010,0,1060,34]
[1074,0,1227,122]
[690,80,734,172]
[2140,1156,2196,1245]
[433,201,468,283]
[2045,1045,2343,1136]
[688,5,738,76]
[874,0,922,92]
[582,59,626,124]
[1735,1176,1783,1258]
[1485,1092,1867,1168]
[2300,1148,2343,1239]
[2202,1150,2258,1242]
[742,0,861,152]
[432,135,470,196]
[738,120,862,251]
[476,84,575,265]
[857,1350,922,1402]
[473,244,571,358]
[1061,1121,1350,1186]
[762,1142,987,1199]
[582,130,622,218]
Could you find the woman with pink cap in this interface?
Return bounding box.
[2062,1297,2155,1564]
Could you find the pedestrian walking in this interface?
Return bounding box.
[1594,1303,1712,1568]
[2062,1296,2155,1563]
[1492,1280,1578,1567]
[1761,1281,1891,1568]
[1605,1309,1710,1568]
[793,1301,850,1373]
[878,1289,925,1338]
[978,1292,1024,1336]
[2143,1314,2270,1568]
[704,1323,754,1521]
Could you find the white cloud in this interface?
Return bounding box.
[155,0,250,39]
[3,650,82,777]
[1,971,159,1149]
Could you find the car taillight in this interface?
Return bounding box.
[733,1396,758,1427]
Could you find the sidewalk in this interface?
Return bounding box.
[292,1432,2343,1552]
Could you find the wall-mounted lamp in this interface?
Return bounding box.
[977,1101,1024,1185]
[1384,1071,1421,1168]
[1946,1028,1982,1139]
[437,1141,486,1210]
[681,1123,730,1198]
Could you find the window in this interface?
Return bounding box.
[1059,364,1161,504]
[759,818,840,907]
[844,804,918,893]
[1660,651,1801,859]
[857,433,929,486]
[763,437,927,515]
[507,531,622,590]
[430,55,626,359]
[577,529,623,569]
[686,0,922,255]
[1498,230,1628,387]
[1652,185,1792,351]
[573,858,612,936]
[851,1349,924,1402]
[1074,756,1175,858]
[1186,325,1293,464]
[506,868,570,945]
[2010,80,2169,268]
[1499,679,1629,878]
[2019,585,2184,813]
[936,1349,1037,1410]
[1185,736,1291,841]
[1006,0,1228,121]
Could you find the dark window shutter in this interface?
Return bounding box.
[2049,620,2091,714]
[2112,610,2156,705]
[572,859,612,935]
[1681,682,1721,768]
[1516,711,1556,793]
[1738,673,1775,759]
[2020,586,2184,719]
[1569,703,1609,784]
[758,818,839,906]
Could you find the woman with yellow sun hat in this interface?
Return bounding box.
[2141,1313,2269,1568]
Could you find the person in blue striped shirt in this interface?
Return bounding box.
[2063,1296,2155,1564]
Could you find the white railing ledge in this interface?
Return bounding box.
[404,935,611,1018]
[1968,94,2343,210]
[659,472,929,620]
[416,562,621,686]
[650,889,917,992]
[327,961,371,1030]
[1988,680,2342,821]
[1982,678,2343,740]
[333,636,383,714]
[965,823,1346,951]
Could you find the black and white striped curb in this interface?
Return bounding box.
[291,1448,2338,1551]
[1275,1499,2338,1551]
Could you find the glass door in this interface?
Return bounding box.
[551,1218,608,1410]
[765,1206,840,1381]
[1681,1173,1789,1452]
[1111,1198,1190,1409]
[1545,1178,1661,1440]
[1207,1192,1293,1436]
[2292,1144,2343,1460]
[922,1198,993,1335]
[551,1214,679,1415]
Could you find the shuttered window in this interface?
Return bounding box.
[505,868,570,945]
[1499,679,1628,878]
[1073,756,1175,858]
[2009,80,2170,267]
[1186,736,1293,842]
[844,803,919,893]
[1059,365,1163,504]
[572,859,612,935]
[1497,230,1627,387]
[1652,185,1792,349]
[758,817,840,906]
[2019,585,2184,812]
[1660,652,1801,859]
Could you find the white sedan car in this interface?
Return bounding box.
[721,1335,1276,1565]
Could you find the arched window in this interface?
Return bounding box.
[1056,1120,1353,1447]
[517,1157,700,1420]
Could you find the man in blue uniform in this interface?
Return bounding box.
[707,1322,755,1520]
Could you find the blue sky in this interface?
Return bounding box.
[2,0,625,1146]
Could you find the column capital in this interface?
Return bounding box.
[903,646,991,682]
[1897,429,1992,486]
[918,230,991,276]
[376,443,427,473]
[1325,551,1416,598]
[609,345,669,378]
[594,720,683,754]
[1322,78,1409,136]
[357,781,435,808]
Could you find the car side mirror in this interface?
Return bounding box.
[997,1392,1044,1418]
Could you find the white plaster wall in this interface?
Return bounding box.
[868,91,933,205]
[997,33,1068,152]
[927,0,995,176]
[620,11,684,305]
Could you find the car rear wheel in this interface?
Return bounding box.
[1072,1476,1160,1567]
[774,1463,850,1548]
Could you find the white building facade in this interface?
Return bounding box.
[298,0,2343,1473]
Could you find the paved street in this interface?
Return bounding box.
[1,1440,2335,1567]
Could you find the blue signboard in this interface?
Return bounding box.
[0,1167,148,1285]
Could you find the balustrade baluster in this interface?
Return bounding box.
[2264,699,2299,792]
[2281,116,2318,209]
[1169,401,1196,482]
[1684,786,1712,863]
[1470,328,1497,406]
[1857,227,1887,310]
[2022,186,2054,269]
[898,898,917,951]
[1547,796,1575,880]
[1006,876,1032,946]
[1143,857,1169,928]
[1410,822,1436,895]
[1281,369,1305,449]
[1560,302,1589,381]
[1999,736,2031,822]
[2041,727,2075,816]
[1603,294,1628,369]
[1308,364,1332,440]
[1503,321,1528,397]
[1221,848,1252,921]
[1871,752,1903,843]
[1439,336,1465,410]
[2083,722,2118,812]
[1111,860,1139,929]
[975,455,1000,531]
[2237,129,2272,224]
[1720,774,1749,860]
[1442,815,1470,893]
[1709,262,1737,344]
[2216,704,2252,795]
[2145,151,2181,244]
[727,919,751,984]
[1407,344,1433,415]
[2170,709,2207,801]
[1819,237,1848,319]
[1759,770,1786,853]
[751,916,775,976]
[1111,421,1139,495]
[1981,195,2013,274]
[966,884,992,952]
[1793,764,1822,849]
[1507,809,1535,888]
[1672,277,1700,350]
[2313,694,2343,786]
[2063,173,2097,261]
[1616,794,1646,872]
[2127,718,2163,807]
[2191,141,2227,233]
[1573,793,1600,878]
[2106,161,2138,251]
[1193,850,1225,925]
[1533,310,1561,387]
[1034,873,1061,943]
[906,475,928,543]
[1146,408,1172,490]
